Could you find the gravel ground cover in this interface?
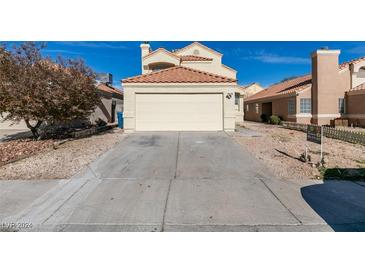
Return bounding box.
[0,128,124,180]
[0,139,55,166]
[233,122,365,180]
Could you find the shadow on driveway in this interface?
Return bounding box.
[301,178,365,232]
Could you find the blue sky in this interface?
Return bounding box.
[34,41,365,88]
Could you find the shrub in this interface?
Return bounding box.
[269,115,281,125]
[260,113,269,123]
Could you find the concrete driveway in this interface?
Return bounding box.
[2,131,365,231]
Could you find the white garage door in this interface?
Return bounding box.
[135,93,223,131]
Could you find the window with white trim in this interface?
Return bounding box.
[300,98,311,113]
[255,103,259,114]
[338,98,345,113]
[288,99,296,115]
[246,104,249,112]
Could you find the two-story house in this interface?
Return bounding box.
[244,48,365,127]
[122,42,240,132]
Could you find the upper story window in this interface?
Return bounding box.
[338,98,345,113]
[300,98,311,113]
[148,62,175,72]
[288,98,296,115]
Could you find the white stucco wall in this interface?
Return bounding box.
[141,43,237,79]
[351,63,365,89]
[123,83,237,132]
[175,44,236,79]
[181,61,236,79]
[142,50,180,74]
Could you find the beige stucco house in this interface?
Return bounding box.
[91,82,123,124]
[244,48,365,126]
[235,83,264,123]
[122,42,239,132]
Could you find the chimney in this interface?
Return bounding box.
[311,48,341,125]
[140,42,151,58]
[140,42,151,74]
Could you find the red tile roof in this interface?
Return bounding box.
[122,66,237,84]
[245,75,312,102]
[339,56,365,69]
[180,55,213,62]
[350,82,365,92]
[246,56,365,102]
[97,83,123,96]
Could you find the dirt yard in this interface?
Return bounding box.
[233,122,365,180]
[0,128,124,180]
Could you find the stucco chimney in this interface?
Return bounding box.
[140,42,151,58]
[140,42,151,74]
[311,48,341,125]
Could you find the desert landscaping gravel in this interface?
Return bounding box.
[0,139,54,166]
[0,128,124,180]
[233,122,365,180]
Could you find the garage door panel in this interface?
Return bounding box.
[136,94,223,131]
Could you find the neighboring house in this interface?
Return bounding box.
[122,42,239,132]
[0,73,123,130]
[235,83,264,123]
[244,49,365,126]
[240,83,264,99]
[92,82,123,124]
[345,84,365,127]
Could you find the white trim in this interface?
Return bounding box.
[221,64,237,73]
[297,113,312,118]
[311,49,341,57]
[174,42,223,57]
[312,113,341,118]
[180,60,212,64]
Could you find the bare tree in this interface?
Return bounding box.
[0,42,99,139]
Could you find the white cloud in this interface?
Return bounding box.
[232,48,310,65]
[42,49,81,55]
[241,52,309,64]
[56,42,131,50]
[246,54,310,64]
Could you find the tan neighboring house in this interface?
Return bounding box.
[92,82,123,124]
[235,83,264,123]
[346,83,365,126]
[244,48,365,126]
[122,42,239,132]
[240,83,264,99]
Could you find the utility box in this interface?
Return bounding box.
[117,112,124,128]
[330,118,349,127]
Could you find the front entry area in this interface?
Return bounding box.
[135,93,223,131]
